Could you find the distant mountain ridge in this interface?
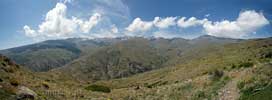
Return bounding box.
[0,35,241,73]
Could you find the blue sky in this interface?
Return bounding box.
[0,0,271,49]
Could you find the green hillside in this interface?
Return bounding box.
[0,36,271,100]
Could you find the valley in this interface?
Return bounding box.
[0,35,271,100]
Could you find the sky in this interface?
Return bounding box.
[0,0,272,49]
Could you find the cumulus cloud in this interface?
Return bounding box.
[73,13,102,33]
[126,17,177,33]
[23,25,37,37]
[203,10,269,38]
[125,10,269,38]
[126,18,153,32]
[25,3,269,40]
[177,17,209,28]
[24,3,101,39]
[153,17,177,29]
[37,3,78,37]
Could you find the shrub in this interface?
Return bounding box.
[223,76,230,81]
[237,81,245,90]
[231,64,236,69]
[85,84,111,93]
[209,69,224,81]
[1,62,6,66]
[238,62,253,68]
[41,82,49,89]
[239,84,272,100]
[193,90,207,100]
[9,78,19,86]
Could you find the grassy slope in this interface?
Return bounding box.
[0,37,271,100]
[58,36,238,81]
[92,37,272,100]
[0,39,82,72]
[59,38,167,80]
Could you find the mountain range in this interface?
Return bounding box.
[0,35,271,100]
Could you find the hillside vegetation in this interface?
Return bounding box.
[0,36,271,100]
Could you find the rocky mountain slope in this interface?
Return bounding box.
[0,35,271,100]
[0,38,121,72]
[1,35,240,79]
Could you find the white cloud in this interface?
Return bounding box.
[177,17,209,28]
[126,16,177,33]
[61,0,73,3]
[203,10,269,38]
[110,24,119,33]
[126,18,153,32]
[37,3,78,37]
[24,3,269,40]
[73,13,101,33]
[23,25,37,37]
[153,17,177,29]
[24,3,102,39]
[205,14,210,17]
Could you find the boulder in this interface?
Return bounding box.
[16,86,37,100]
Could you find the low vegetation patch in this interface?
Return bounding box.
[238,62,254,68]
[193,90,207,100]
[144,81,168,88]
[0,88,14,99]
[9,78,19,86]
[238,64,272,100]
[239,83,272,100]
[41,82,50,89]
[231,62,254,69]
[85,84,111,93]
[209,69,224,81]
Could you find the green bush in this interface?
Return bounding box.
[209,69,224,81]
[41,82,50,89]
[238,62,253,68]
[193,90,207,100]
[9,78,19,86]
[237,81,245,90]
[239,84,272,100]
[85,84,111,93]
[231,62,254,70]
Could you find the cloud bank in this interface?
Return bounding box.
[24,1,269,40]
[204,10,269,38]
[125,10,269,38]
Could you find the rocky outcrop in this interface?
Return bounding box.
[16,86,37,100]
